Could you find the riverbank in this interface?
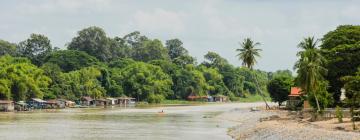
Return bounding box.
[225,108,360,140]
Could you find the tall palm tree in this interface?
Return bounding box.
[236,38,262,69]
[294,37,327,112]
[236,38,270,109]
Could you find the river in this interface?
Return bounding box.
[0,103,266,140]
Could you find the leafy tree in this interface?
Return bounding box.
[320,25,360,101]
[41,63,65,99]
[43,50,99,72]
[108,58,136,68]
[172,65,209,99]
[236,38,262,69]
[68,26,112,62]
[268,70,293,80]
[0,39,17,56]
[173,55,196,67]
[267,75,293,106]
[0,55,51,101]
[221,64,245,97]
[198,66,231,97]
[117,62,172,102]
[294,37,328,112]
[109,37,132,60]
[166,39,188,59]
[341,69,360,130]
[203,51,228,69]
[123,31,148,48]
[17,34,53,66]
[62,67,106,99]
[132,39,169,62]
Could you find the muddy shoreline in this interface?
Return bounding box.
[224,108,360,140]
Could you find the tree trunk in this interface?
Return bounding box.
[252,71,270,109]
[314,93,321,112]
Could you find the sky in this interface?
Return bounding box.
[0,0,359,72]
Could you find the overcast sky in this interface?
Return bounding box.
[0,0,359,72]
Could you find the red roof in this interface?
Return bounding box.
[289,87,302,97]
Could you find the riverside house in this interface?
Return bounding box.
[0,100,14,112]
[106,98,118,105]
[286,87,310,109]
[117,97,136,105]
[213,95,228,102]
[80,96,93,106]
[29,98,47,109]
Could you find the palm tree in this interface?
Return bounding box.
[294,37,327,112]
[236,38,270,109]
[236,38,262,69]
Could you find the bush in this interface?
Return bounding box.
[335,106,343,123]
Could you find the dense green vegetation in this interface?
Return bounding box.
[1,25,359,109]
[0,26,274,103]
[292,25,360,114]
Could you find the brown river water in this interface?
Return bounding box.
[0,103,263,140]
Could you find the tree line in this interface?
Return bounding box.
[267,25,360,117]
[0,26,275,103]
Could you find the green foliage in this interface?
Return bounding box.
[68,26,112,61]
[335,106,343,123]
[63,67,106,99]
[166,39,188,59]
[198,66,231,96]
[268,70,293,80]
[148,93,165,103]
[117,62,173,101]
[0,39,17,56]
[267,75,293,106]
[173,55,196,67]
[236,38,262,69]
[132,39,169,62]
[172,65,209,99]
[294,37,328,111]
[321,25,360,101]
[0,55,51,101]
[342,69,360,129]
[43,50,99,72]
[17,34,53,66]
[307,81,333,109]
[203,51,228,69]
[108,58,136,68]
[221,64,245,97]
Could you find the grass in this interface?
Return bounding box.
[236,94,271,102]
[161,100,207,105]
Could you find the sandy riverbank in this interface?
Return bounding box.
[222,107,360,140]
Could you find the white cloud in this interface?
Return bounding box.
[132,9,186,34]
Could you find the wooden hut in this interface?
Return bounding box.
[15,101,29,111]
[286,87,305,109]
[106,98,118,105]
[45,100,58,108]
[117,97,136,105]
[0,100,14,112]
[94,99,108,106]
[29,98,46,109]
[65,100,76,107]
[80,96,93,106]
[213,95,228,102]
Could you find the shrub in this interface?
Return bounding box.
[335,106,343,123]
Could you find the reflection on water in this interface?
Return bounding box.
[0,105,233,140]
